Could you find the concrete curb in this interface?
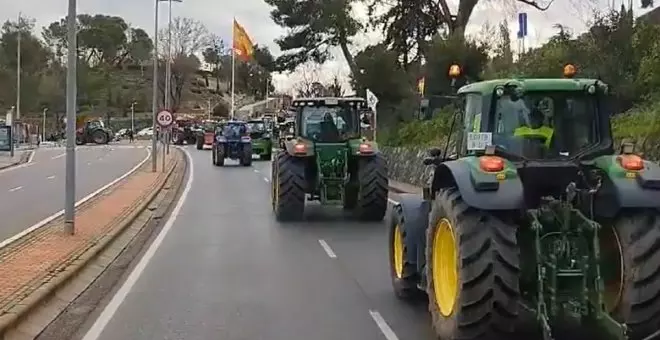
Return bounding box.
[0,148,186,335]
[388,179,422,194]
[0,150,33,171]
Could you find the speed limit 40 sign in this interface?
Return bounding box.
[157,110,173,127]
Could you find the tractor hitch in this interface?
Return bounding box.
[527,181,628,340]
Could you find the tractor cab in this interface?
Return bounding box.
[435,64,615,206]
[291,97,368,143]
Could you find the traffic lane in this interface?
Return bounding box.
[0,147,114,191]
[0,147,148,242]
[93,149,387,340]
[304,203,436,340]
[251,156,436,339]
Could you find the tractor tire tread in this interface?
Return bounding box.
[274,152,305,221]
[426,188,520,340]
[614,210,660,339]
[355,155,388,221]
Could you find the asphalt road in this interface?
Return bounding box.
[0,144,148,242]
[85,146,436,340]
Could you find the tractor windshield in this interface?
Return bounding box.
[300,105,359,142]
[247,121,266,132]
[88,120,104,129]
[222,123,247,139]
[202,122,216,132]
[489,91,599,159]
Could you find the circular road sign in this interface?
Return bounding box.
[157,110,173,127]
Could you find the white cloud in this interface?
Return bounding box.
[1,0,656,94]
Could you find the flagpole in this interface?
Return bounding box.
[230,18,235,120]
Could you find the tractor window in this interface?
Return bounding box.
[247,122,266,132]
[491,91,599,159]
[222,123,246,138]
[300,105,359,142]
[88,120,104,129]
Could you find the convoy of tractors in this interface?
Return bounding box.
[115,62,658,340]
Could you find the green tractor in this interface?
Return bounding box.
[388,64,660,340]
[271,97,388,221]
[246,119,273,160]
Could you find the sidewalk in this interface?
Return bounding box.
[0,149,33,170]
[0,149,177,314]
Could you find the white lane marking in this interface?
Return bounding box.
[47,175,55,180]
[0,147,151,249]
[263,177,269,182]
[8,186,22,192]
[51,153,65,160]
[318,239,337,258]
[81,147,193,340]
[27,150,35,163]
[387,198,399,205]
[253,169,259,173]
[87,162,92,165]
[369,310,399,340]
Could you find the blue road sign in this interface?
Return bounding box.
[518,12,528,38]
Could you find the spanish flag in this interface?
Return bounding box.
[233,19,254,62]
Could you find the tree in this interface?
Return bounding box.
[292,62,322,97]
[202,35,226,92]
[158,17,209,110]
[326,75,344,97]
[0,17,52,112]
[264,0,362,78]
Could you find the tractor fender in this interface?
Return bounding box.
[433,160,524,210]
[608,163,660,208]
[392,194,431,272]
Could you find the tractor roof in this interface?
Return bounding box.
[457,78,609,94]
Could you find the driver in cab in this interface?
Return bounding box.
[319,112,341,141]
[512,98,555,150]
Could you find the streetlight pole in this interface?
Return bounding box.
[151,0,160,172]
[42,108,48,143]
[64,0,77,235]
[16,12,21,122]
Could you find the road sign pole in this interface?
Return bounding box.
[151,0,160,172]
[64,0,77,235]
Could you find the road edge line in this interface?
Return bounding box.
[0,147,184,336]
[80,148,194,340]
[0,147,151,250]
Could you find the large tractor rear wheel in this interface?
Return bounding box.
[602,209,660,340]
[92,130,109,144]
[272,152,305,221]
[388,204,423,300]
[354,155,388,221]
[426,188,520,340]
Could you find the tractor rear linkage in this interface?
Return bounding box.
[527,178,658,340]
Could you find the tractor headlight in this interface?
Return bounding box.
[495,87,504,97]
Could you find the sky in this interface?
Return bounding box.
[1,0,655,94]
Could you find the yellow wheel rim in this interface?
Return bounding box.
[600,225,624,312]
[432,218,458,316]
[393,224,404,278]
